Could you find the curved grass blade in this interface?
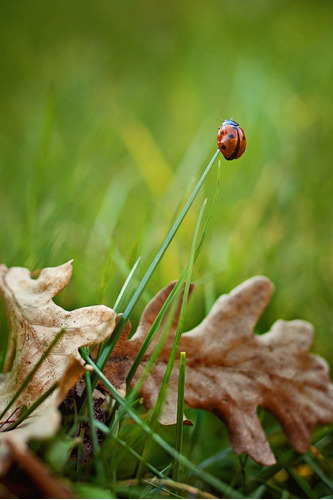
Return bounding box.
[136,199,207,479]
[95,149,219,371]
[128,287,182,403]
[96,256,142,361]
[79,150,219,415]
[126,163,221,391]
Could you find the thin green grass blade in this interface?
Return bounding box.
[0,328,65,421]
[96,423,167,480]
[126,279,184,391]
[247,485,267,499]
[172,351,186,483]
[198,448,232,470]
[84,372,99,453]
[128,288,182,405]
[113,256,142,311]
[168,176,196,228]
[285,465,315,498]
[80,352,242,499]
[113,436,165,482]
[5,381,59,431]
[95,150,219,371]
[107,294,180,434]
[110,410,120,486]
[194,161,221,260]
[126,165,220,397]
[136,199,207,479]
[96,255,142,361]
[84,371,106,479]
[185,410,203,471]
[220,456,248,500]
[110,246,151,305]
[303,452,333,490]
[79,150,219,415]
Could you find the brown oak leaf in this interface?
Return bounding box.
[103,277,333,466]
[0,261,116,474]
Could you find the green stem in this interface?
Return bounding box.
[136,198,207,479]
[96,149,219,370]
[172,351,186,483]
[79,149,219,413]
[84,372,106,480]
[126,166,221,392]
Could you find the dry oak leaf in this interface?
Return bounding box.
[104,277,333,466]
[0,261,116,475]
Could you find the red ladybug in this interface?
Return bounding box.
[217,119,246,160]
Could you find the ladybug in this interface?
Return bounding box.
[217,119,246,160]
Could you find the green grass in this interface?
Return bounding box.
[1,0,333,497]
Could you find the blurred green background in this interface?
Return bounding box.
[0,0,332,364]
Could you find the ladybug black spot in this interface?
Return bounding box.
[228,134,235,138]
[221,144,227,150]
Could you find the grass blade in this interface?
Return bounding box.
[126,164,221,392]
[303,452,333,490]
[96,256,142,361]
[126,274,186,390]
[194,160,221,260]
[128,288,182,403]
[172,351,186,483]
[285,465,315,498]
[79,150,219,415]
[95,149,219,371]
[113,256,142,311]
[136,199,207,478]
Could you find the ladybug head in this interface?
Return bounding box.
[222,119,239,127]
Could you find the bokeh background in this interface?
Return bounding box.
[0,0,332,367]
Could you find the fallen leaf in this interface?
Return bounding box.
[103,277,333,465]
[0,261,116,474]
